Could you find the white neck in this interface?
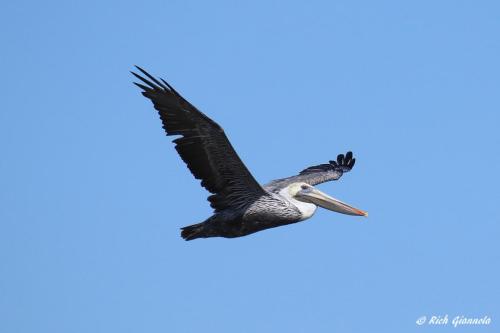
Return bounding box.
[279,187,317,221]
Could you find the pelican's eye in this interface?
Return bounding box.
[301,184,309,190]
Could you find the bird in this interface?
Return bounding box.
[131,66,367,241]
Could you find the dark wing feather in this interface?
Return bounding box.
[132,66,267,212]
[264,152,356,192]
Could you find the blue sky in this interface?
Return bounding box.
[1,0,499,332]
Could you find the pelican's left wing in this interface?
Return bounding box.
[132,66,268,212]
[264,152,356,192]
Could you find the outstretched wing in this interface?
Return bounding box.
[264,152,356,192]
[132,66,267,212]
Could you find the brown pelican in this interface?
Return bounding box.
[132,66,367,240]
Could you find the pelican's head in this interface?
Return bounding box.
[288,182,368,217]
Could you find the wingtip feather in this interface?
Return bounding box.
[133,66,169,90]
[133,81,152,91]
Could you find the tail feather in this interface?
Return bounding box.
[180,222,205,241]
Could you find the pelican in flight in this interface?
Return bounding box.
[132,67,367,240]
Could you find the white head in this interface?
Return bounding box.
[280,182,368,220]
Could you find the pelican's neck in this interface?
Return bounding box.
[278,187,317,221]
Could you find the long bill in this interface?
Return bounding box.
[301,188,368,217]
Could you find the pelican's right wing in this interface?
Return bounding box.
[132,66,267,212]
[264,152,356,192]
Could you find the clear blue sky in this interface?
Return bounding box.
[1,1,499,332]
